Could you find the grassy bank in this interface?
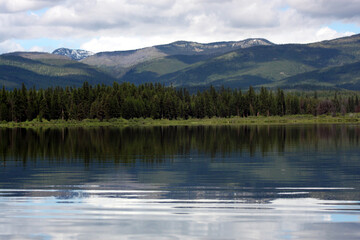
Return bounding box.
[1,114,360,128]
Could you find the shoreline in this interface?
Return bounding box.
[0,114,359,128]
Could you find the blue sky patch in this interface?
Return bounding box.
[27,8,49,17]
[329,22,360,34]
[15,38,82,52]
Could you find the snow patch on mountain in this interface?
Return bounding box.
[52,48,94,60]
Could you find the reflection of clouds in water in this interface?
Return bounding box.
[1,125,360,239]
[1,195,360,239]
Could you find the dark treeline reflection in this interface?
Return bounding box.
[1,125,360,164]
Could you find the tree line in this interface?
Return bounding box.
[0,82,359,122]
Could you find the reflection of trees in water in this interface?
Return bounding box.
[0,125,359,163]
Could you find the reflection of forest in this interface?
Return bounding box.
[1,125,359,163]
[1,125,360,201]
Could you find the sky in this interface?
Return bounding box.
[0,0,360,53]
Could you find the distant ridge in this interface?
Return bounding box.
[0,51,115,89]
[80,38,274,78]
[81,38,274,68]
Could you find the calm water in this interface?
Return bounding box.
[1,125,360,239]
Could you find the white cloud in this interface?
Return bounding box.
[286,0,360,19]
[29,45,45,52]
[0,40,24,53]
[316,27,351,40]
[0,0,359,53]
[0,0,62,13]
[81,36,172,52]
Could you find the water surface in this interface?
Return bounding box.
[1,125,360,239]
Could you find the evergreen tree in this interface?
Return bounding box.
[268,91,276,116]
[11,86,27,122]
[247,86,256,116]
[276,88,285,116]
[26,87,38,121]
[39,92,50,121]
[259,87,269,116]
[347,96,355,113]
[0,86,10,121]
[194,91,205,118]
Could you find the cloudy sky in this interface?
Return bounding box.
[0,0,360,53]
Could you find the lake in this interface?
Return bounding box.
[1,125,360,239]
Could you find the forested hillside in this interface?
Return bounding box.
[0,53,116,89]
[121,34,360,89]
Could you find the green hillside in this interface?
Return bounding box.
[280,61,360,90]
[121,45,337,87]
[120,34,360,90]
[121,55,203,84]
[81,38,274,77]
[0,53,116,89]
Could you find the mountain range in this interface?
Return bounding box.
[1,34,360,90]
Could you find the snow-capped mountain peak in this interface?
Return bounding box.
[52,48,94,60]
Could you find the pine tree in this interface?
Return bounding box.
[0,86,10,121]
[247,86,256,116]
[276,88,285,116]
[26,87,38,121]
[259,87,269,116]
[11,86,27,122]
[39,92,50,121]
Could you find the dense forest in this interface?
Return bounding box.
[0,82,359,122]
